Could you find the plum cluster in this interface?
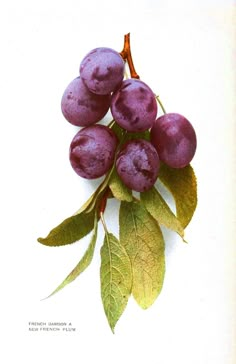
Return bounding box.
[61,47,197,192]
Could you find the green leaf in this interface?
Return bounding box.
[83,166,115,213]
[110,120,125,141]
[109,168,133,202]
[158,163,197,228]
[37,208,95,247]
[100,232,132,332]
[119,201,165,309]
[125,130,150,141]
[140,186,185,240]
[46,214,98,298]
[77,189,98,214]
[110,121,150,144]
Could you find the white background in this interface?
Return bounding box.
[0,0,236,363]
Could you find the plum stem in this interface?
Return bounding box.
[156,95,167,114]
[100,212,108,234]
[99,187,110,215]
[120,33,140,79]
[99,188,110,233]
[120,34,167,114]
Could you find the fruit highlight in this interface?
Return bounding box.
[151,113,197,168]
[69,125,118,179]
[80,47,125,95]
[111,79,157,132]
[61,77,111,127]
[116,139,160,192]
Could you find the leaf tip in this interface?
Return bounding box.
[40,294,51,302]
[139,303,150,310]
[37,237,51,246]
[110,325,115,334]
[41,287,59,301]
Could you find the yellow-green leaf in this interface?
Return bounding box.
[37,208,95,247]
[140,186,185,240]
[158,163,197,228]
[100,232,132,332]
[120,201,165,309]
[109,169,133,202]
[77,189,98,214]
[46,214,98,298]
[82,166,115,213]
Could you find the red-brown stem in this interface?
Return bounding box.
[99,187,110,216]
[120,33,140,79]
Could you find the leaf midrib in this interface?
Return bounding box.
[130,204,153,303]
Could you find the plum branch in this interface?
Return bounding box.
[120,33,140,79]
